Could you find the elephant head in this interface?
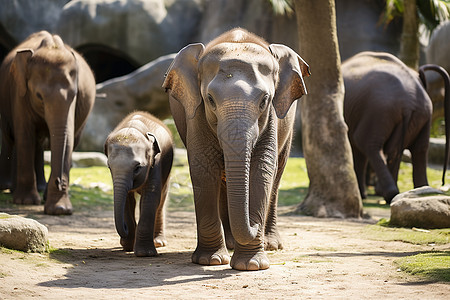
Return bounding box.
[163,29,310,245]
[11,34,79,214]
[105,130,160,239]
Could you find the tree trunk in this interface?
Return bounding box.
[399,0,419,70]
[294,0,362,218]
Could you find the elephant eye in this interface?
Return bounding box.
[36,92,43,101]
[207,94,216,110]
[134,164,143,174]
[259,94,270,111]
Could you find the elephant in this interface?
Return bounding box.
[0,31,96,215]
[104,111,174,257]
[342,51,450,203]
[162,28,310,270]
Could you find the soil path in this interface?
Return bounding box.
[0,205,449,299]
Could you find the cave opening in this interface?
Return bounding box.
[76,44,140,83]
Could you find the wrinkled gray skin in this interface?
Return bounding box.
[0,31,95,215]
[163,28,309,270]
[343,51,450,203]
[105,111,173,257]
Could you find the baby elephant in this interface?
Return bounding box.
[105,111,174,256]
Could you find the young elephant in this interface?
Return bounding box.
[0,31,96,215]
[163,28,310,270]
[104,111,174,257]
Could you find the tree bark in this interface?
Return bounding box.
[294,0,362,218]
[399,0,419,70]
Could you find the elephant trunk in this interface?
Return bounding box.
[48,117,75,193]
[113,178,132,238]
[219,118,259,245]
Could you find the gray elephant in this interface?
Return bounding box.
[0,31,96,215]
[163,28,310,270]
[343,51,450,203]
[104,111,174,257]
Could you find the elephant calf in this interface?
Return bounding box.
[105,111,174,256]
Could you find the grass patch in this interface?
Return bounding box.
[363,221,450,245]
[167,164,194,211]
[0,157,449,214]
[395,251,450,282]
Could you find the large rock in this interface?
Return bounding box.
[56,0,202,66]
[0,213,49,252]
[79,53,175,151]
[198,0,298,50]
[0,0,69,43]
[390,186,450,229]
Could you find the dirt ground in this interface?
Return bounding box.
[0,204,449,299]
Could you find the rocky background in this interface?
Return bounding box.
[1,0,447,151]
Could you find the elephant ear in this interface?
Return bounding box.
[269,44,310,119]
[146,132,161,155]
[162,43,205,119]
[12,49,34,98]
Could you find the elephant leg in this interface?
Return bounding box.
[409,123,430,188]
[153,181,168,248]
[13,125,41,205]
[120,192,136,252]
[185,130,229,266]
[134,173,161,257]
[264,145,289,251]
[367,149,398,203]
[34,142,46,192]
[192,183,229,265]
[352,146,368,199]
[219,177,234,250]
[0,136,13,191]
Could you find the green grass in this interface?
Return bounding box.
[363,220,450,245]
[395,251,450,282]
[0,157,448,212]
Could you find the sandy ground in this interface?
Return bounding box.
[0,204,449,300]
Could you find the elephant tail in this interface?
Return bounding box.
[419,64,450,186]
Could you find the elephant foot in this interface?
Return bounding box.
[192,246,230,266]
[154,235,167,248]
[13,190,41,205]
[44,194,73,215]
[230,246,269,271]
[120,237,135,252]
[134,241,157,257]
[264,231,283,251]
[384,189,399,205]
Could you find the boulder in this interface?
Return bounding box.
[0,0,68,43]
[56,0,202,66]
[44,151,108,167]
[0,213,49,252]
[390,186,450,229]
[79,53,175,151]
